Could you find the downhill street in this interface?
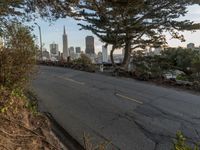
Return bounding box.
[32,66,200,150]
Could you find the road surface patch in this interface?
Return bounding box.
[116,93,143,104]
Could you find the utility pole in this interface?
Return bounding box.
[35,23,43,60]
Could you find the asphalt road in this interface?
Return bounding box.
[32,65,200,150]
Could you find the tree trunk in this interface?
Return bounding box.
[121,39,131,70]
[110,45,116,67]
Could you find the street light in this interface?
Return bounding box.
[34,23,43,60]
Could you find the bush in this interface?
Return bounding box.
[173,131,199,150]
[192,55,200,79]
[176,74,189,81]
[0,22,37,89]
[71,54,95,72]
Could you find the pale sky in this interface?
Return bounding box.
[33,5,200,54]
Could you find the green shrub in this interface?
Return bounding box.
[71,54,95,72]
[0,22,37,89]
[173,131,199,150]
[176,74,189,81]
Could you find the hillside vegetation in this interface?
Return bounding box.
[0,22,62,150]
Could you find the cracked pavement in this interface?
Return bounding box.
[32,66,200,150]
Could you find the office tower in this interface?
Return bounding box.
[69,46,75,56]
[102,46,108,63]
[42,48,50,59]
[63,26,69,60]
[85,36,95,54]
[50,42,59,56]
[75,47,81,53]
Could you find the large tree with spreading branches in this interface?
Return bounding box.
[0,0,78,20]
[76,0,200,69]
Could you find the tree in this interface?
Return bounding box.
[0,0,78,35]
[0,0,77,20]
[76,0,200,69]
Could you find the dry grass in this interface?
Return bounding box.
[0,87,62,150]
[83,132,111,150]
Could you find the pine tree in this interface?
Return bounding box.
[76,0,200,69]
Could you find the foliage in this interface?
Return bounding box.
[131,47,200,82]
[72,54,96,72]
[176,74,190,81]
[83,132,110,150]
[0,22,37,89]
[79,53,92,65]
[161,48,199,75]
[76,0,200,68]
[192,55,200,77]
[0,0,77,23]
[173,131,199,150]
[0,86,63,149]
[25,100,38,115]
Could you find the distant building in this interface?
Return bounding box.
[97,52,103,63]
[102,46,108,63]
[85,36,95,54]
[68,46,76,59]
[187,43,195,49]
[69,46,74,54]
[63,26,69,60]
[42,48,50,60]
[50,42,59,57]
[69,47,75,56]
[75,47,81,53]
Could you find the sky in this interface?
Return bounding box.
[32,5,200,54]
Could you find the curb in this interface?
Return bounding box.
[45,112,85,150]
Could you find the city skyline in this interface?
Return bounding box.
[33,5,200,54]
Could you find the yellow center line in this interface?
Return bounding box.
[57,76,85,85]
[116,93,143,105]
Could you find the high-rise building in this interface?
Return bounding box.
[50,42,59,61]
[97,52,103,63]
[42,48,50,60]
[50,42,59,56]
[102,46,108,63]
[69,46,76,60]
[63,26,69,60]
[69,47,75,55]
[85,36,95,54]
[75,47,81,53]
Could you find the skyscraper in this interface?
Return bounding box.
[85,36,95,54]
[50,42,59,60]
[63,26,69,60]
[102,46,108,63]
[69,46,75,56]
[50,42,59,56]
[42,48,50,60]
[75,47,81,53]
